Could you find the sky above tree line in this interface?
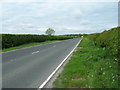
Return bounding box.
[0,0,118,35]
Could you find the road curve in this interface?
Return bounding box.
[2,38,82,88]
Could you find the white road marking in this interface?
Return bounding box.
[32,51,39,54]
[38,38,82,89]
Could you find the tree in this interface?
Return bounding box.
[45,28,55,35]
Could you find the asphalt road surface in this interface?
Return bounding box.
[2,38,82,88]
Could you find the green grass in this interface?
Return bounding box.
[1,40,59,52]
[53,38,119,88]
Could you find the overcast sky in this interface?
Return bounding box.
[0,0,118,35]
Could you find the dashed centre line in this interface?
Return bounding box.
[32,51,39,54]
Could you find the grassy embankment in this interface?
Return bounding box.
[0,40,58,52]
[53,27,119,88]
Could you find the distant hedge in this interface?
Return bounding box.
[1,34,74,49]
[86,27,119,57]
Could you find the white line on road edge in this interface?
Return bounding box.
[32,51,39,54]
[38,38,82,89]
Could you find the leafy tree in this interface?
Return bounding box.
[45,28,55,35]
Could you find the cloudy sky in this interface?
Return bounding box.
[0,0,118,35]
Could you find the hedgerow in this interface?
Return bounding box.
[86,27,119,57]
[2,34,74,49]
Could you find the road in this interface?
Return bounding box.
[2,38,82,88]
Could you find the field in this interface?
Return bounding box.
[53,27,119,88]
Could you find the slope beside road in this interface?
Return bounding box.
[2,38,82,88]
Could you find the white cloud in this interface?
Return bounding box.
[65,26,93,31]
[1,1,117,34]
[36,27,48,31]
[1,0,119,2]
[19,24,33,26]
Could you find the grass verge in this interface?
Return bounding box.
[53,38,119,88]
[1,40,59,53]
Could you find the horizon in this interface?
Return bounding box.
[0,26,118,35]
